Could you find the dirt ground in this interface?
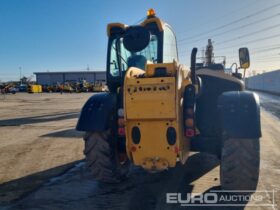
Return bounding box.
[0,92,279,210]
[0,93,88,203]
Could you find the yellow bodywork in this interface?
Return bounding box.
[28,85,42,93]
[123,61,192,171]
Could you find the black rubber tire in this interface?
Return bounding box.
[220,138,260,191]
[83,130,130,183]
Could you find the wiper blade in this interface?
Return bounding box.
[112,46,127,65]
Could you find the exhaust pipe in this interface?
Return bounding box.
[190,48,197,85]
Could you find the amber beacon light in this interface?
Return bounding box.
[147,8,156,17]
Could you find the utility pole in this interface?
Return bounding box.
[19,66,22,85]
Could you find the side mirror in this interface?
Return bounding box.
[123,26,150,53]
[239,48,250,69]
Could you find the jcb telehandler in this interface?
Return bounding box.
[76,9,261,191]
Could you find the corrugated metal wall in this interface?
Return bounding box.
[36,74,48,85]
[35,72,106,85]
[95,72,106,80]
[246,70,280,94]
[50,74,64,84]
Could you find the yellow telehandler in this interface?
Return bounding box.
[77,9,261,191]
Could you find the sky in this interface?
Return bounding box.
[0,0,280,81]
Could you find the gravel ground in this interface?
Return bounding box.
[0,92,279,210]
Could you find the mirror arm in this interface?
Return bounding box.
[243,68,247,79]
[230,62,239,74]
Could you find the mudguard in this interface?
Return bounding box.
[76,93,117,132]
[218,91,261,138]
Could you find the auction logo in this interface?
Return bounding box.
[166,190,277,208]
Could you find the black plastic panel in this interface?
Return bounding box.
[76,93,117,132]
[131,126,141,144]
[166,127,176,145]
[195,75,242,137]
[218,91,261,138]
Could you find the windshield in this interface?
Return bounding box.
[109,35,158,77]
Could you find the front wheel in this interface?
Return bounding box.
[220,138,260,191]
[84,130,130,183]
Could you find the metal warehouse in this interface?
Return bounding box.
[33,71,106,85]
[246,69,280,95]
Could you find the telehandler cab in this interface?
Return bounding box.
[77,9,261,190]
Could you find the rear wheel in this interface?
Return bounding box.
[84,130,130,183]
[220,138,260,191]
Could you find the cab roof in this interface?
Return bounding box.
[107,16,166,37]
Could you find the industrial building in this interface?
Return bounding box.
[34,71,106,85]
[246,69,280,95]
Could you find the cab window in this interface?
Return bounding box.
[109,39,120,77]
[109,34,159,77]
[163,26,178,62]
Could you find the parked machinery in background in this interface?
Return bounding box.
[27,84,42,93]
[92,80,107,92]
[196,39,226,72]
[0,83,18,94]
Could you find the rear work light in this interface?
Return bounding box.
[183,85,196,137]
[117,108,125,137]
